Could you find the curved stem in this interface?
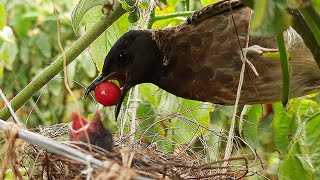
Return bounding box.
[0,3,126,120]
[148,11,194,29]
[277,33,290,106]
[153,11,194,21]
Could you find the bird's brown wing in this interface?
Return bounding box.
[153,2,320,105]
[187,0,244,25]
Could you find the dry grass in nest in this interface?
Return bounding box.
[12,123,251,179]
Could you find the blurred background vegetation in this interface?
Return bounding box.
[1,0,320,179]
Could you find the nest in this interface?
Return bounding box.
[8,123,252,180]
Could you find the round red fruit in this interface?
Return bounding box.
[94,81,121,106]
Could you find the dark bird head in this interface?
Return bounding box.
[85,30,163,119]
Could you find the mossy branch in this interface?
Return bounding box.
[0,3,126,120]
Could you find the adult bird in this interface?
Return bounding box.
[85,0,320,119]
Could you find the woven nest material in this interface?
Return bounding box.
[7,123,250,180]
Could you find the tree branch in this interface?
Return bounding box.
[0,3,126,120]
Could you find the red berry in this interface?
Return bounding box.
[94,81,121,106]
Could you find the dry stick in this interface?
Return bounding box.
[223,5,254,167]
[0,119,104,169]
[130,86,139,143]
[0,89,24,128]
[51,0,92,152]
[0,123,23,179]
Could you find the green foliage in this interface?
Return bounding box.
[71,0,109,36]
[278,143,314,180]
[83,6,129,72]
[250,0,292,36]
[241,105,262,149]
[200,0,220,6]
[2,0,320,179]
[0,2,5,30]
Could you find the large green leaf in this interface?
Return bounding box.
[172,99,212,144]
[139,83,162,108]
[273,102,294,154]
[278,143,314,180]
[242,105,262,149]
[136,101,162,143]
[250,0,292,37]
[305,113,320,178]
[83,6,129,72]
[71,0,110,35]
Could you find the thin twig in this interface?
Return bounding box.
[0,89,24,128]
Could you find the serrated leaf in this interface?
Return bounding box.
[250,0,292,37]
[0,2,5,30]
[305,113,320,178]
[273,102,294,154]
[71,0,110,35]
[83,6,129,72]
[242,105,262,148]
[278,143,314,180]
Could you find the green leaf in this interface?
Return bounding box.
[35,32,51,58]
[200,0,220,7]
[139,83,162,107]
[172,99,212,144]
[273,102,294,154]
[79,52,97,78]
[278,143,314,180]
[71,0,111,36]
[166,0,179,7]
[306,113,320,178]
[0,2,5,30]
[136,101,162,143]
[299,5,320,46]
[242,105,262,148]
[0,26,15,43]
[83,6,130,72]
[250,0,292,37]
[312,0,320,13]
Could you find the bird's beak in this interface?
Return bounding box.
[85,72,130,120]
[84,74,109,98]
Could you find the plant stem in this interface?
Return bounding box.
[0,4,126,120]
[277,33,290,106]
[153,11,193,21]
[148,11,193,29]
[182,0,190,11]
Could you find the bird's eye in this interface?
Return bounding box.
[118,51,129,65]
